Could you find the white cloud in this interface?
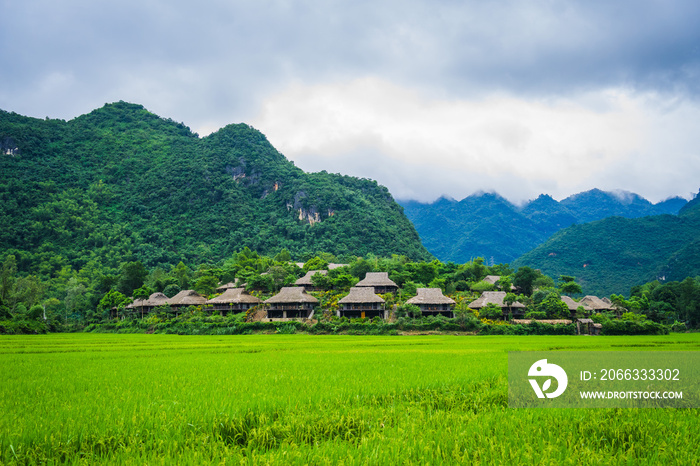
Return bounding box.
[252,78,699,202]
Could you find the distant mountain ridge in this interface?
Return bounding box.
[514,190,700,296]
[399,189,687,264]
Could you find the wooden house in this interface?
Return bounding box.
[579,296,619,315]
[468,291,527,317]
[168,290,207,314]
[355,272,398,295]
[206,287,262,316]
[337,287,385,319]
[126,292,170,316]
[405,288,456,318]
[295,270,327,291]
[264,286,318,319]
[561,296,593,317]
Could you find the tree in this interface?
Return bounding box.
[559,275,582,296]
[171,262,191,290]
[0,255,17,307]
[480,303,503,320]
[496,276,512,292]
[513,266,538,296]
[194,275,219,296]
[274,248,292,262]
[98,290,129,319]
[162,284,181,298]
[65,277,89,321]
[133,285,152,318]
[117,261,148,296]
[536,292,569,319]
[303,257,328,272]
[503,292,518,314]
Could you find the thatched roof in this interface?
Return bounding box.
[216,282,238,292]
[206,287,262,305]
[129,292,169,308]
[512,319,572,325]
[328,263,348,270]
[295,270,327,286]
[356,272,397,288]
[264,287,319,304]
[406,288,456,305]
[338,287,385,304]
[468,291,526,309]
[482,275,501,285]
[580,296,616,311]
[577,318,595,324]
[561,296,593,312]
[168,290,206,307]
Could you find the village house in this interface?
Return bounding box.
[355,272,398,295]
[206,287,262,316]
[264,286,318,320]
[468,291,527,317]
[126,292,170,316]
[337,287,386,319]
[561,296,593,317]
[579,295,619,315]
[168,290,207,314]
[295,270,327,292]
[405,288,456,318]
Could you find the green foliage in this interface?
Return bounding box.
[512,266,538,296]
[514,206,700,296]
[535,291,570,319]
[469,281,495,293]
[0,103,431,300]
[480,303,503,319]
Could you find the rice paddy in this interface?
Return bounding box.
[1,334,699,464]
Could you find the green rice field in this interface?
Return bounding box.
[1,334,699,464]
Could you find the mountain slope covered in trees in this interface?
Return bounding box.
[0,102,431,277]
[513,192,700,296]
[400,189,687,264]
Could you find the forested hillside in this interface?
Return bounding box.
[513,191,700,296]
[400,189,687,264]
[0,101,431,276]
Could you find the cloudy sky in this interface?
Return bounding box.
[2,0,700,203]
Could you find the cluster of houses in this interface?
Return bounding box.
[119,271,615,335]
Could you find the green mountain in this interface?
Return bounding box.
[0,102,431,276]
[513,191,700,296]
[399,189,687,264]
[400,193,545,264]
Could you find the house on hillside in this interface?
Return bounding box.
[206,287,262,316]
[337,287,385,319]
[168,290,207,314]
[295,270,327,291]
[405,288,456,318]
[264,287,318,320]
[355,272,398,295]
[468,291,527,317]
